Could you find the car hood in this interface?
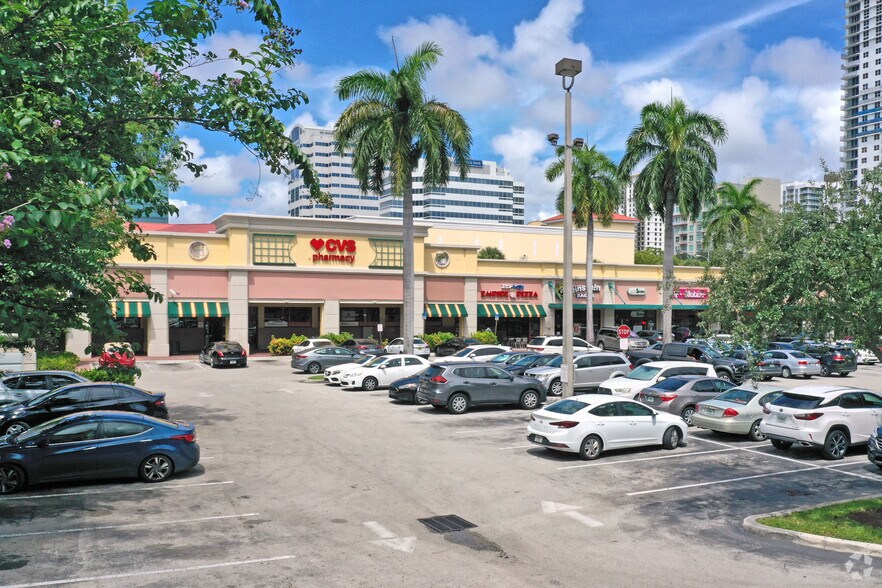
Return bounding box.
[715,357,747,367]
[0,403,26,416]
[524,367,556,376]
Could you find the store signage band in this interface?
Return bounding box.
[627,287,646,296]
[674,286,709,300]
[311,237,356,264]
[573,284,601,298]
[481,284,538,299]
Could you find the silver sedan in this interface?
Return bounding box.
[762,350,821,379]
[692,384,786,441]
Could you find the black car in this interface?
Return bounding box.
[672,326,692,342]
[199,341,247,368]
[767,342,796,351]
[341,338,385,355]
[434,337,481,357]
[0,383,168,436]
[502,353,560,376]
[388,372,427,404]
[636,330,664,344]
[798,344,858,377]
[626,342,664,366]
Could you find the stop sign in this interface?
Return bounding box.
[617,325,631,339]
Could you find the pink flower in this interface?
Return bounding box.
[52,119,61,128]
[152,71,161,82]
[236,0,250,9]
[3,172,10,181]
[2,239,10,249]
[230,77,242,88]
[2,215,12,228]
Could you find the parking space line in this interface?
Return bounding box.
[690,434,870,468]
[0,480,235,501]
[453,425,525,434]
[626,466,818,496]
[0,555,297,588]
[0,512,259,539]
[557,448,738,470]
[498,445,534,450]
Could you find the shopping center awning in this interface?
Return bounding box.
[424,303,468,318]
[168,301,230,318]
[112,301,151,318]
[478,303,547,318]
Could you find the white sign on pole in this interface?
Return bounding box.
[377,324,383,332]
[560,365,569,383]
[619,338,629,351]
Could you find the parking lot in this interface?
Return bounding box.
[1,360,881,587]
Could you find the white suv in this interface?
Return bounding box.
[760,386,882,460]
[525,352,631,396]
[596,361,718,399]
[442,344,512,362]
[291,338,335,353]
[527,336,599,354]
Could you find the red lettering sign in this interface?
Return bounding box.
[674,287,709,300]
[310,237,357,264]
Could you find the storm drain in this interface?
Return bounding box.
[417,515,477,534]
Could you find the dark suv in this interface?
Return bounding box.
[659,343,748,382]
[415,362,546,414]
[798,344,858,377]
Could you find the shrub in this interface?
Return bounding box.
[37,351,80,371]
[421,332,456,350]
[321,332,353,346]
[268,337,294,356]
[77,366,141,384]
[290,334,307,345]
[470,331,499,345]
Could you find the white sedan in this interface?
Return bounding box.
[340,354,432,391]
[324,354,377,385]
[441,345,512,362]
[527,394,688,460]
[596,361,718,398]
[384,337,431,359]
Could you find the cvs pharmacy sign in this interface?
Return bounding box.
[311,237,356,264]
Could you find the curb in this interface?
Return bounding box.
[743,496,882,557]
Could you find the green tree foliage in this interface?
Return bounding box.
[477,246,505,260]
[0,0,322,348]
[334,42,472,355]
[619,98,726,342]
[634,248,664,265]
[704,179,773,250]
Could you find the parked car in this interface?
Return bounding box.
[869,427,882,469]
[856,349,880,365]
[434,337,481,357]
[388,370,429,404]
[501,353,560,376]
[760,386,882,460]
[526,336,599,354]
[766,341,797,351]
[636,376,737,426]
[443,345,513,362]
[98,342,136,368]
[341,338,385,356]
[291,346,360,374]
[0,382,168,436]
[658,343,748,382]
[636,330,664,344]
[525,352,632,397]
[692,384,786,441]
[291,338,335,354]
[486,351,537,366]
[596,361,718,399]
[384,337,431,359]
[672,326,692,342]
[761,350,821,379]
[340,354,432,391]
[595,328,649,351]
[198,341,247,368]
[797,344,858,377]
[752,352,784,380]
[722,343,753,361]
[415,362,546,414]
[0,411,199,494]
[324,354,378,384]
[526,394,688,460]
[0,371,89,406]
[626,342,664,366]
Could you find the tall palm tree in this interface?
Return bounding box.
[704,179,772,250]
[619,98,727,343]
[334,42,471,353]
[546,145,623,341]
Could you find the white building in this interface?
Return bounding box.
[781,181,826,212]
[287,125,524,224]
[618,180,664,251]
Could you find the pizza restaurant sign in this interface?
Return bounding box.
[481,284,539,299]
[310,238,356,264]
[674,287,709,300]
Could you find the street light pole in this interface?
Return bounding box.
[555,58,581,398]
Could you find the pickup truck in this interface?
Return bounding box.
[657,343,748,383]
[626,342,664,365]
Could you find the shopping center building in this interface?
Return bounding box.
[65,213,710,357]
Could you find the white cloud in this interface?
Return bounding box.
[621,78,688,112]
[491,127,558,218]
[752,37,840,86]
[169,199,211,223]
[188,31,265,82]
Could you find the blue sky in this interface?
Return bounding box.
[171,0,842,223]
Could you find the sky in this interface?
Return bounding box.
[170,0,842,223]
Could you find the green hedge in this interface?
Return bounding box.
[321,332,352,346]
[77,366,141,384]
[268,337,295,356]
[421,332,456,350]
[469,331,499,345]
[37,351,80,372]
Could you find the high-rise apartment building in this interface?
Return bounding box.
[618,179,664,251]
[287,124,524,224]
[781,181,826,212]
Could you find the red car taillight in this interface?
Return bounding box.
[242,350,247,356]
[722,408,739,417]
[154,399,166,407]
[549,420,579,429]
[757,361,767,366]
[430,375,448,383]
[295,354,307,359]
[657,394,678,402]
[794,412,824,421]
[358,346,368,350]
[217,351,224,357]
[171,433,196,443]
[833,354,844,361]
[629,364,634,370]
[762,407,771,415]
[534,347,545,352]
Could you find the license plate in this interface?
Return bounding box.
[701,407,714,415]
[776,415,786,422]
[532,434,545,444]
[644,396,655,403]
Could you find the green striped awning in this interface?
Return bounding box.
[112,301,151,318]
[424,303,468,318]
[168,301,229,318]
[478,303,547,318]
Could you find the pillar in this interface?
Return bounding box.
[413,275,425,336]
[228,270,249,346]
[322,300,340,334]
[464,277,478,336]
[148,269,170,357]
[65,328,92,359]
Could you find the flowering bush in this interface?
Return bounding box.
[321,332,353,346]
[268,337,294,356]
[421,332,456,350]
[78,366,141,384]
[469,331,499,345]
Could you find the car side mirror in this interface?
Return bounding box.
[36,438,49,448]
[657,376,666,382]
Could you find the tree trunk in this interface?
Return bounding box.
[402,173,415,355]
[662,192,675,343]
[586,218,595,344]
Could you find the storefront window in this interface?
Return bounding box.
[252,233,296,266]
[169,318,198,329]
[264,307,313,327]
[341,307,381,323]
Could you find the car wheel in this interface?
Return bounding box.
[211,356,218,368]
[662,426,681,449]
[414,394,428,405]
[362,377,378,391]
[240,361,247,368]
[821,428,849,460]
[447,393,469,415]
[748,419,765,442]
[3,421,29,436]
[307,362,322,374]
[549,379,563,397]
[819,364,830,377]
[781,366,791,378]
[771,439,792,450]
[838,372,849,377]
[578,435,603,460]
[519,390,540,410]
[597,341,605,350]
[0,464,25,494]
[717,372,732,382]
[680,406,695,426]
[139,454,174,483]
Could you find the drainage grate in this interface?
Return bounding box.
[417,514,477,534]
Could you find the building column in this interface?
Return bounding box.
[148,270,170,357]
[65,328,92,360]
[413,275,425,336]
[228,270,249,346]
[464,277,478,336]
[600,308,615,327]
[322,300,340,334]
[541,280,555,336]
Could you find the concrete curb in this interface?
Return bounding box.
[743,495,882,557]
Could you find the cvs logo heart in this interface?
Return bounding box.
[310,238,325,251]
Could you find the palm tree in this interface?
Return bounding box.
[619,98,727,343]
[703,179,772,250]
[546,145,623,341]
[334,42,471,353]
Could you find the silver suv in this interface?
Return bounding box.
[415,362,546,414]
[596,327,649,350]
[524,352,632,396]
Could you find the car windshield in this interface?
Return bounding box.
[422,366,445,379]
[650,377,690,391]
[24,389,57,407]
[626,365,662,381]
[543,399,588,415]
[356,339,377,345]
[773,393,823,410]
[528,338,546,346]
[215,343,243,352]
[789,351,810,359]
[414,338,427,345]
[512,355,541,367]
[699,346,723,359]
[453,348,476,357]
[363,356,388,367]
[13,416,66,443]
[356,356,374,365]
[715,389,757,405]
[542,355,564,367]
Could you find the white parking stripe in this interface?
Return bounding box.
[0,480,235,501]
[453,425,525,434]
[498,445,535,450]
[0,513,259,539]
[626,466,818,496]
[0,555,296,588]
[558,448,738,470]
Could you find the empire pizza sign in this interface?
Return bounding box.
[311,238,356,264]
[481,284,539,299]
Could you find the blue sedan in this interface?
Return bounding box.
[0,411,200,494]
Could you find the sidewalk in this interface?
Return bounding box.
[78,352,287,366]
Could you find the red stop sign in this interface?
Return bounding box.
[617,325,631,339]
